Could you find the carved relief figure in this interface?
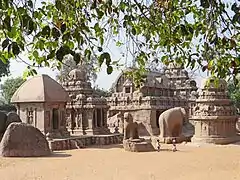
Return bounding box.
[123,112,139,140]
[158,107,186,138]
[45,111,50,128]
[27,108,34,125]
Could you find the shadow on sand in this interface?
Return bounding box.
[88,144,123,149]
[48,151,72,158]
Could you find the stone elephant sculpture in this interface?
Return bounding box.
[123,112,139,140]
[158,107,186,138]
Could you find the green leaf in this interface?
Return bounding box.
[96,9,104,19]
[55,0,64,11]
[132,27,136,35]
[98,47,103,52]
[84,49,92,61]
[42,25,50,37]
[62,32,71,42]
[61,23,67,33]
[12,42,20,55]
[3,15,11,31]
[98,52,111,67]
[27,0,33,8]
[47,50,55,59]
[106,65,113,75]
[56,46,70,62]
[74,53,81,65]
[52,27,61,39]
[2,39,9,50]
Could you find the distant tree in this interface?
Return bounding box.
[56,55,97,84]
[0,77,26,104]
[228,79,240,114]
[94,86,113,97]
[0,61,10,80]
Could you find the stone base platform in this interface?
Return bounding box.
[48,134,123,151]
[191,135,240,145]
[123,139,155,152]
[151,135,191,146]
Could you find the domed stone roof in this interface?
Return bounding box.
[11,74,69,103]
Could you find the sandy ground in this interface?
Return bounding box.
[0,143,240,180]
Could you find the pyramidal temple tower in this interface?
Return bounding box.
[190,78,240,144]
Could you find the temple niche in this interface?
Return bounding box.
[62,66,109,135]
[11,75,70,138]
[107,67,193,136]
[190,78,240,144]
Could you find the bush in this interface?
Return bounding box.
[0,104,17,113]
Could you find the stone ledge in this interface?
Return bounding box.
[191,135,240,145]
[123,139,155,152]
[49,134,123,151]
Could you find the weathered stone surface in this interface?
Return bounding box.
[5,112,22,128]
[237,118,240,133]
[123,112,139,140]
[190,78,239,145]
[123,139,154,152]
[0,122,51,157]
[158,107,186,138]
[107,65,198,136]
[62,67,110,136]
[0,111,7,134]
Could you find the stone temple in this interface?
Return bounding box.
[62,66,110,135]
[190,78,240,144]
[107,64,198,136]
[11,74,70,138]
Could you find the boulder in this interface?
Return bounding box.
[5,112,22,128]
[0,122,51,157]
[0,111,7,134]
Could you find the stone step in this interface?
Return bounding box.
[49,134,123,151]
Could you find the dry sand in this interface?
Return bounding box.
[0,143,239,180]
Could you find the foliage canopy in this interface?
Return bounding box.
[1,0,240,86]
[0,76,26,104]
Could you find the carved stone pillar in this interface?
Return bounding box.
[94,110,97,128]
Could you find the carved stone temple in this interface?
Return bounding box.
[107,65,197,136]
[190,78,240,144]
[164,63,198,98]
[11,74,70,138]
[62,67,110,135]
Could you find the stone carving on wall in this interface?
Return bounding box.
[27,108,34,125]
[45,111,50,128]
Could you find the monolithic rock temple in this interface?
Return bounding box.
[62,67,109,135]
[107,63,198,136]
[4,62,239,152]
[11,74,70,138]
[190,78,240,144]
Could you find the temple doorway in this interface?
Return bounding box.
[97,109,101,127]
[52,108,59,130]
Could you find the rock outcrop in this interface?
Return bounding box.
[5,112,22,128]
[0,111,7,135]
[0,123,51,157]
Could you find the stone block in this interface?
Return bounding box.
[123,139,154,152]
